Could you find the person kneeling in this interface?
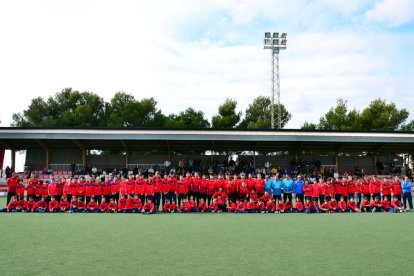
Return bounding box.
[142,199,155,214]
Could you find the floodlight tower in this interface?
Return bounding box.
[264,32,287,129]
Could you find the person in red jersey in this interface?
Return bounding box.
[93,176,103,204]
[206,174,216,205]
[153,171,163,211]
[245,198,257,213]
[110,175,120,201]
[132,194,143,213]
[25,178,36,202]
[188,196,197,212]
[184,172,194,201]
[76,176,87,201]
[134,174,146,203]
[102,177,111,203]
[381,196,392,212]
[246,173,256,192]
[238,181,249,201]
[325,179,335,200]
[117,194,126,213]
[69,196,78,213]
[163,199,172,213]
[77,198,86,213]
[312,181,320,203]
[328,198,338,213]
[85,178,95,204]
[317,178,326,204]
[381,177,392,201]
[228,200,237,213]
[347,176,356,201]
[42,180,49,201]
[391,196,404,213]
[15,197,27,212]
[333,178,343,202]
[285,201,293,213]
[303,180,313,201]
[170,200,178,213]
[176,175,188,206]
[213,187,228,202]
[99,198,109,213]
[226,176,238,204]
[6,172,19,205]
[361,177,371,201]
[142,199,155,214]
[199,174,208,203]
[55,179,64,201]
[107,198,118,213]
[26,196,37,212]
[392,177,402,201]
[124,194,134,213]
[235,200,246,213]
[16,179,25,199]
[63,178,73,202]
[295,198,304,213]
[59,196,70,212]
[261,191,273,204]
[265,198,276,213]
[86,197,99,213]
[370,196,383,212]
[192,172,201,204]
[338,196,347,212]
[35,180,44,201]
[355,178,363,208]
[178,198,189,213]
[370,176,381,200]
[248,189,259,203]
[197,198,207,212]
[145,175,156,204]
[256,199,265,213]
[304,198,314,214]
[207,198,219,213]
[49,196,60,212]
[320,199,330,213]
[35,197,48,213]
[277,200,286,213]
[361,197,371,212]
[347,197,359,212]
[1,196,18,212]
[161,174,170,207]
[340,178,349,202]
[255,174,265,197]
[47,180,56,200]
[215,174,225,191]
[126,175,135,196]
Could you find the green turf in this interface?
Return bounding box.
[1,196,414,275]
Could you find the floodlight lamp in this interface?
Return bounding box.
[273,32,279,38]
[273,39,279,45]
[281,33,287,38]
[265,32,271,38]
[281,39,287,45]
[264,38,272,45]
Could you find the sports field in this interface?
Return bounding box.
[1,197,413,276]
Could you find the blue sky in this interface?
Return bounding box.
[0,0,413,133]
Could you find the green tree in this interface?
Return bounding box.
[238,96,291,129]
[301,122,318,130]
[317,98,360,130]
[165,108,210,128]
[212,98,241,128]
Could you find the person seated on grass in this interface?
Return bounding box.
[86,197,99,213]
[228,200,237,213]
[49,196,60,213]
[198,198,207,212]
[295,198,304,213]
[142,199,155,214]
[207,198,219,213]
[69,196,78,213]
[304,198,313,214]
[163,199,171,213]
[77,198,86,213]
[16,197,27,212]
[0,196,18,212]
[235,200,245,213]
[370,196,383,212]
[248,189,259,203]
[124,194,134,213]
[256,199,265,213]
[312,200,320,213]
[59,196,70,213]
[188,196,197,212]
[217,195,227,212]
[261,191,273,205]
[99,198,109,213]
[265,198,276,213]
[107,198,118,213]
[245,198,257,213]
[27,196,37,213]
[285,200,293,213]
[328,198,338,213]
[320,199,329,213]
[338,196,347,212]
[179,198,191,213]
[132,194,143,213]
[170,200,178,213]
[277,200,286,214]
[117,194,126,213]
[347,197,359,212]
[391,196,404,213]
[361,197,371,212]
[381,196,392,212]
[35,197,48,213]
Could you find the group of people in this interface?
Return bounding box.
[1,171,412,214]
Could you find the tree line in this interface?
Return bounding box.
[11,88,413,131]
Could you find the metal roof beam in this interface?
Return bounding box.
[72,139,85,151]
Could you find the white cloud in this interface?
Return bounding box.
[365,0,414,26]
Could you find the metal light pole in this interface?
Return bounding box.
[264,32,287,129]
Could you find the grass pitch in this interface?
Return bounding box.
[1,197,413,275]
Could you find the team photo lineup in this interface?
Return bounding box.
[2,168,413,214]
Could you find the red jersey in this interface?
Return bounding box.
[63,182,72,196]
[381,200,391,210]
[255,179,265,194]
[228,201,237,212]
[125,198,134,210]
[108,202,117,211]
[35,200,47,210]
[35,183,43,196]
[256,201,265,211]
[318,182,326,195]
[246,178,256,191]
[208,203,218,212]
[312,185,320,198]
[84,181,94,197]
[70,199,78,209]
[226,180,237,194]
[27,200,36,212]
[132,198,142,209]
[320,202,329,210]
[199,179,208,194]
[16,182,25,197]
[102,182,111,196]
[49,200,59,211]
[304,202,313,210]
[6,177,19,193]
[134,179,146,195]
[207,180,216,195]
[382,181,392,196]
[341,182,348,196]
[347,180,356,194]
[118,181,128,195]
[100,201,109,211]
[261,193,273,203]
[192,177,201,193]
[26,181,36,196]
[325,183,334,197]
[338,201,347,211]
[110,181,119,195]
[177,180,188,195]
[59,200,70,211]
[162,203,171,212]
[93,182,103,196]
[143,201,155,212]
[362,180,371,194]
[266,201,276,212]
[145,180,155,196]
[238,185,249,197]
[347,201,357,211]
[277,202,286,212]
[392,199,404,208]
[17,200,27,210]
[328,201,338,210]
[77,201,86,209]
[198,202,207,212]
[333,182,342,194]
[118,197,126,210]
[42,184,49,197]
[161,179,170,194]
[70,181,78,196]
[370,200,381,208]
[236,202,245,212]
[303,184,313,197]
[392,181,402,195]
[154,177,162,194]
[76,182,86,197]
[295,201,304,211]
[370,179,381,194]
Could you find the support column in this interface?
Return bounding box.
[335,153,339,174]
[11,149,16,172]
[125,151,129,169]
[82,149,88,169]
[253,150,256,168]
[45,150,50,169]
[373,152,378,175]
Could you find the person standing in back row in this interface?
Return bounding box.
[401,176,413,210]
[282,174,294,203]
[6,172,19,205]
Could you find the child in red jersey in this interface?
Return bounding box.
[370,196,383,212]
[295,199,304,213]
[265,198,276,213]
[328,198,338,213]
[170,200,178,213]
[216,195,227,212]
[285,201,293,213]
[27,196,37,212]
[49,196,60,212]
[198,198,207,212]
[142,199,155,214]
[338,196,347,212]
[69,196,78,213]
[391,196,404,213]
[304,198,313,214]
[208,198,219,213]
[77,198,86,213]
[361,197,371,212]
[35,197,48,213]
[59,196,70,212]
[86,197,99,213]
[132,194,143,213]
[107,198,118,213]
[16,179,25,199]
[99,198,109,213]
[117,194,126,213]
[347,197,359,212]
[228,200,237,213]
[178,198,189,213]
[277,200,286,213]
[320,199,330,213]
[163,199,171,213]
[245,198,257,213]
[16,197,27,212]
[249,189,259,203]
[256,199,265,213]
[381,196,392,212]
[261,191,273,205]
[35,180,44,201]
[124,194,134,213]
[188,196,197,212]
[235,200,246,213]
